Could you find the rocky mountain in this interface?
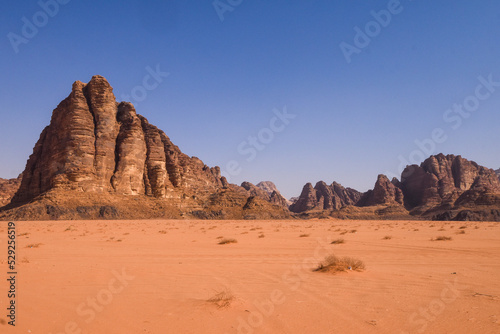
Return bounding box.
[256,181,291,207]
[241,181,289,208]
[400,154,500,213]
[496,168,500,180]
[290,154,500,221]
[0,76,289,220]
[290,181,361,213]
[0,175,22,207]
[358,175,404,207]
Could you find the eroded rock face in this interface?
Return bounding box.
[496,169,500,180]
[0,175,22,207]
[256,181,290,207]
[290,181,361,213]
[241,181,289,208]
[256,181,279,196]
[12,76,226,205]
[359,174,404,206]
[400,154,500,213]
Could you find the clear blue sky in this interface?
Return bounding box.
[1,0,500,198]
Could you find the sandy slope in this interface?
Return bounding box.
[0,219,499,334]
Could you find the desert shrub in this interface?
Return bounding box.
[432,236,452,241]
[313,254,365,273]
[218,238,238,245]
[207,289,234,309]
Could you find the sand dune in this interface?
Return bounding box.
[1,219,499,333]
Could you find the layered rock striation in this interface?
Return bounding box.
[12,76,225,205]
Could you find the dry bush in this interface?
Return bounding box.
[258,234,265,238]
[299,234,310,238]
[432,236,452,241]
[218,238,238,245]
[330,238,345,244]
[382,235,392,240]
[313,254,365,273]
[207,289,234,309]
[25,243,42,248]
[459,225,467,229]
[456,230,466,235]
[349,229,357,234]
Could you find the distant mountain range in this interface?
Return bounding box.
[290,155,500,221]
[1,76,499,221]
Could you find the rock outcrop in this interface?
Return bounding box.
[0,175,22,207]
[11,76,225,205]
[241,181,289,208]
[400,154,500,214]
[496,168,500,180]
[358,174,404,206]
[2,76,288,220]
[290,154,499,221]
[290,181,361,213]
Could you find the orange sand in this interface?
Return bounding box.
[1,219,499,333]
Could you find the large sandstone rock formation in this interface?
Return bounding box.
[290,154,499,221]
[289,181,361,213]
[0,175,22,207]
[358,174,404,207]
[2,76,288,220]
[12,76,226,204]
[241,181,289,208]
[400,154,500,214]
